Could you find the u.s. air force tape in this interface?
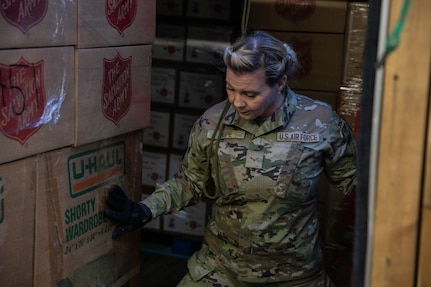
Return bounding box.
[277,132,320,143]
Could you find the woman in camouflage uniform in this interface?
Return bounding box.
[105,30,357,287]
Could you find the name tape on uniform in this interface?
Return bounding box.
[207,130,245,139]
[277,132,320,143]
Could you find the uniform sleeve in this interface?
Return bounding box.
[323,112,357,195]
[142,117,211,218]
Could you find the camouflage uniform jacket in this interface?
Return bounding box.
[143,89,357,284]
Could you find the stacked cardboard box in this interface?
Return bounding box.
[141,0,242,238]
[247,0,349,108]
[0,1,155,286]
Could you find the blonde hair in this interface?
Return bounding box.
[223,31,298,88]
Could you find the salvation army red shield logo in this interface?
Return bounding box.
[105,0,137,34]
[275,0,316,24]
[0,0,48,33]
[102,53,132,125]
[0,58,46,144]
[288,38,312,79]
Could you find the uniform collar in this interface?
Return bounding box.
[222,88,297,136]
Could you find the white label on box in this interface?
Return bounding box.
[178,71,224,109]
[163,201,206,236]
[143,111,171,148]
[172,113,198,150]
[168,153,184,178]
[186,25,231,64]
[157,0,184,16]
[142,151,167,186]
[151,67,176,104]
[153,25,185,61]
[187,0,231,20]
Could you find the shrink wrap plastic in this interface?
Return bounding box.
[0,46,75,164]
[0,0,77,49]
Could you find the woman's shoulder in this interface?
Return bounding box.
[200,100,230,123]
[294,92,334,113]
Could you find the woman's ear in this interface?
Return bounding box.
[277,75,288,92]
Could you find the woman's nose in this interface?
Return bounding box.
[231,93,246,108]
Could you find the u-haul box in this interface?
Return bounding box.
[0,157,37,287]
[34,131,143,287]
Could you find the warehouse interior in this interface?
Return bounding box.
[1,0,431,287]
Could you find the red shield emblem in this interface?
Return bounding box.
[288,38,312,79]
[105,0,137,34]
[102,53,132,125]
[275,0,316,24]
[0,58,46,145]
[0,0,48,33]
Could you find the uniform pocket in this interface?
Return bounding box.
[276,144,322,203]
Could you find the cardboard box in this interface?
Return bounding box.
[151,66,177,104]
[34,131,143,287]
[247,0,347,34]
[163,201,206,236]
[156,0,184,17]
[77,0,155,48]
[185,25,232,65]
[0,46,75,164]
[186,0,232,21]
[142,150,167,186]
[75,45,152,146]
[178,71,225,109]
[269,31,345,92]
[153,24,186,61]
[0,0,77,48]
[0,157,37,287]
[143,110,171,148]
[172,113,199,150]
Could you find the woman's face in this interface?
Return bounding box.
[225,67,286,120]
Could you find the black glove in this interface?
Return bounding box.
[105,185,152,239]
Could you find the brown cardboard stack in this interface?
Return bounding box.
[247,0,349,108]
[0,158,37,287]
[75,0,155,146]
[0,1,155,286]
[0,0,77,165]
[142,0,242,236]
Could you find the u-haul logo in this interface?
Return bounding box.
[67,142,125,198]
